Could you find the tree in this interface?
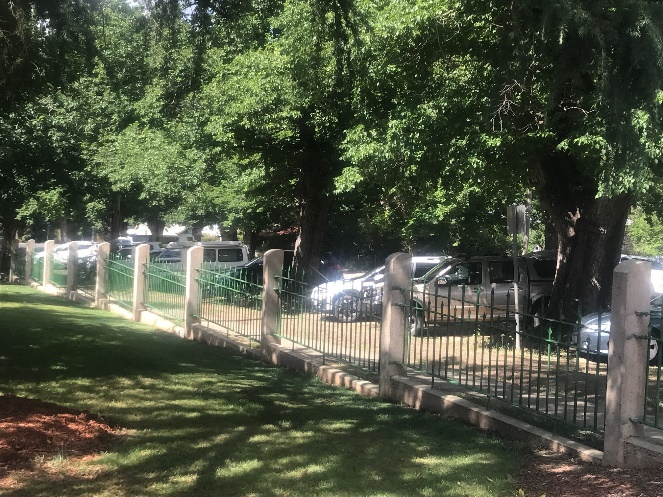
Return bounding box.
[341,0,524,256]
[203,0,360,281]
[94,123,204,240]
[492,1,663,317]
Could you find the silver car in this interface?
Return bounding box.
[573,295,662,365]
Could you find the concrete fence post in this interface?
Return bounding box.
[261,249,283,358]
[379,252,412,400]
[42,240,55,288]
[132,244,150,321]
[185,246,204,334]
[66,241,78,294]
[26,239,35,284]
[604,259,652,466]
[95,242,110,307]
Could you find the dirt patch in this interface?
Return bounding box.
[0,394,121,486]
[517,449,663,496]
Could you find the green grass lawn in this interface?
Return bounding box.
[0,284,524,497]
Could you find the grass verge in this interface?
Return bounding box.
[1,284,524,497]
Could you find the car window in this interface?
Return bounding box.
[413,263,439,278]
[442,261,482,285]
[421,260,454,283]
[489,261,515,284]
[531,259,557,279]
[218,248,244,263]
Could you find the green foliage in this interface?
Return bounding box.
[624,207,663,256]
[94,123,204,222]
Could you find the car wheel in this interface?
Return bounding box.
[649,328,661,366]
[334,293,360,322]
[409,309,424,336]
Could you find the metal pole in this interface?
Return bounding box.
[512,204,521,350]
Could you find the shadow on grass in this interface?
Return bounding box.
[1,284,523,497]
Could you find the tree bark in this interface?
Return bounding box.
[146,219,165,243]
[293,125,334,285]
[536,153,633,320]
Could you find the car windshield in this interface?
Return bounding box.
[418,260,456,283]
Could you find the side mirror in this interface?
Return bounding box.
[436,276,448,286]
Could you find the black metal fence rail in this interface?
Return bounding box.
[404,284,607,433]
[275,273,382,375]
[13,248,26,279]
[144,262,186,325]
[30,256,43,282]
[196,265,262,343]
[105,254,134,310]
[76,255,97,298]
[642,296,663,430]
[48,253,67,288]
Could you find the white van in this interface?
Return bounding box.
[198,241,249,268]
[156,241,249,268]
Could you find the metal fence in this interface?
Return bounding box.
[30,255,43,282]
[13,248,26,279]
[641,295,663,429]
[105,253,134,310]
[48,253,67,287]
[144,262,186,325]
[76,255,97,298]
[275,272,382,376]
[404,284,607,434]
[196,264,263,343]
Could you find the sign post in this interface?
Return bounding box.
[508,204,526,349]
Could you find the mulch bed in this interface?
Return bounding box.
[0,394,120,479]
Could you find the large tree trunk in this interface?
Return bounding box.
[110,194,121,243]
[537,153,633,320]
[293,127,334,285]
[146,219,165,243]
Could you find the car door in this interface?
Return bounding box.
[425,260,485,321]
[487,258,525,314]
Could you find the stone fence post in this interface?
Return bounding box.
[95,242,110,307]
[261,249,283,359]
[604,259,651,466]
[379,252,412,400]
[66,241,78,294]
[42,240,54,288]
[26,239,35,283]
[184,246,203,334]
[132,244,150,321]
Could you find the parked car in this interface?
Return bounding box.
[572,295,662,365]
[155,248,183,263]
[621,255,663,295]
[34,241,98,262]
[409,251,557,335]
[200,241,249,268]
[199,250,298,303]
[155,241,249,267]
[212,250,297,285]
[116,242,165,260]
[309,255,446,322]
